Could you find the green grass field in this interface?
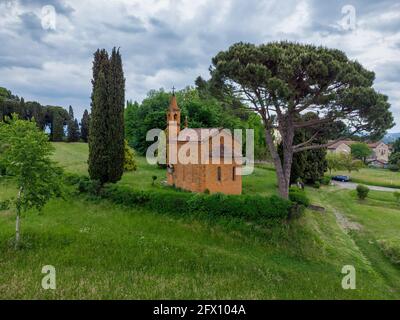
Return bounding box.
[1,142,400,299]
[332,167,400,189]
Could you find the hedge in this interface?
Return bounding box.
[64,175,292,223]
[101,184,291,222]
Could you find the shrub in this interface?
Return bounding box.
[289,186,310,207]
[63,173,82,185]
[78,177,102,196]
[387,164,399,172]
[100,184,291,223]
[0,199,11,211]
[321,175,331,185]
[124,140,137,172]
[356,184,369,200]
[313,181,321,189]
[394,191,400,204]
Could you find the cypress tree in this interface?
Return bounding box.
[89,70,109,183]
[107,47,125,182]
[52,111,64,142]
[88,48,125,184]
[80,109,90,142]
[67,106,80,142]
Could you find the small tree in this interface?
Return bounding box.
[326,153,343,174]
[340,153,363,173]
[0,116,63,248]
[351,143,372,164]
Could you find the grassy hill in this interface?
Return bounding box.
[0,142,399,299]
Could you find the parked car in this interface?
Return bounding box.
[332,175,350,182]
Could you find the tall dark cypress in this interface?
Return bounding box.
[67,106,80,142]
[80,109,90,142]
[52,111,64,142]
[88,48,125,183]
[89,49,110,183]
[107,47,125,182]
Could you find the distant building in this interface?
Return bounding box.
[327,140,391,167]
[166,94,242,195]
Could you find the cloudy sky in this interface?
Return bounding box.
[1,0,399,131]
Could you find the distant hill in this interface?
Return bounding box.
[383,132,400,144]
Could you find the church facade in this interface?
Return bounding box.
[166,94,242,195]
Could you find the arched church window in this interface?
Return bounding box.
[217,167,222,181]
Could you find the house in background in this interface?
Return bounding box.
[367,141,390,167]
[327,140,391,168]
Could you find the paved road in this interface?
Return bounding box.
[332,180,399,192]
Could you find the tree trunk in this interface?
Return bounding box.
[15,187,22,249]
[264,128,291,199]
[263,117,295,199]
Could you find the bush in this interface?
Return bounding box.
[313,181,321,189]
[321,175,331,185]
[356,184,369,200]
[289,186,310,207]
[387,164,399,172]
[101,184,291,223]
[78,177,102,196]
[63,173,82,185]
[394,191,400,204]
[0,199,11,211]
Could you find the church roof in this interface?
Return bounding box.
[177,128,221,142]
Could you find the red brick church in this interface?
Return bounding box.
[166,94,242,195]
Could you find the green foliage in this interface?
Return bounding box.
[0,116,63,246]
[321,175,332,185]
[351,143,372,164]
[107,47,125,183]
[67,106,80,142]
[339,153,364,173]
[313,181,321,189]
[0,199,11,210]
[89,48,125,184]
[124,87,250,155]
[211,41,394,198]
[326,153,343,174]
[0,87,70,137]
[393,191,400,204]
[51,110,66,142]
[389,152,400,171]
[388,164,399,172]
[289,187,310,207]
[392,138,400,154]
[151,175,157,185]
[0,116,63,211]
[80,109,90,142]
[279,113,328,185]
[356,184,370,200]
[67,180,291,224]
[77,177,102,196]
[124,139,137,172]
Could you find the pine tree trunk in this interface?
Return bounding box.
[264,123,294,200]
[264,128,291,199]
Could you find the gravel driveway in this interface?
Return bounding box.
[332,180,399,192]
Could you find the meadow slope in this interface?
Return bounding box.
[0,142,399,299]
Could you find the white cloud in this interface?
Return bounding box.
[0,0,399,132]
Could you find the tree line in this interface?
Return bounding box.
[0,87,90,142]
